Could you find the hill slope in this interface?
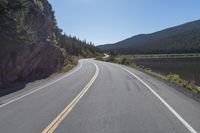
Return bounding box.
[0,0,100,89]
[98,20,200,54]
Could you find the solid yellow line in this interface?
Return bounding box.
[42,62,99,133]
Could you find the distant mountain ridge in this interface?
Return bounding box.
[98,20,200,54]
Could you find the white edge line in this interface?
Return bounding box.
[0,62,83,109]
[121,67,197,133]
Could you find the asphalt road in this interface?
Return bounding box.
[0,59,200,133]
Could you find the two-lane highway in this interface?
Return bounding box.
[0,59,200,133]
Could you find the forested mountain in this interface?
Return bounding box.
[0,0,100,89]
[98,20,200,54]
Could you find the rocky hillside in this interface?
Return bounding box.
[0,0,100,89]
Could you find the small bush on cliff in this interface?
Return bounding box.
[34,0,44,11]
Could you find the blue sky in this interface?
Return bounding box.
[48,0,200,45]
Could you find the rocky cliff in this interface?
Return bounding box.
[0,0,65,89]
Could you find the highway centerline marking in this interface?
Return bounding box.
[42,62,99,133]
[0,62,83,109]
[121,67,197,133]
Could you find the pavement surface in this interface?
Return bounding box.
[0,59,200,133]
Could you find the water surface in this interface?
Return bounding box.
[133,57,200,85]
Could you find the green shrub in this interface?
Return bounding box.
[0,0,8,7]
[95,56,104,61]
[120,57,127,64]
[106,56,115,62]
[167,74,181,83]
[34,0,44,11]
[167,74,199,92]
[197,87,200,94]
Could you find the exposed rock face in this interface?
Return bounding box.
[0,0,65,88]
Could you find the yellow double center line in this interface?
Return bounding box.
[42,62,99,133]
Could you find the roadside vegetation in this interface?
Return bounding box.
[96,54,200,94]
[57,56,79,73]
[107,53,200,59]
[58,52,103,74]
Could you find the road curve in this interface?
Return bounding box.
[0,59,200,133]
